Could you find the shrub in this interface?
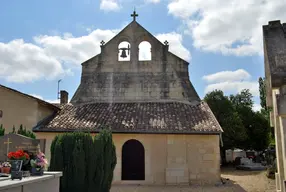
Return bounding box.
[93,129,117,191]
[49,129,117,192]
[0,124,5,136]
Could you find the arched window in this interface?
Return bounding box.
[118,41,131,61]
[138,41,151,61]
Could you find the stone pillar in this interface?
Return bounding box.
[276,172,281,192]
[274,93,284,191]
[276,86,286,192]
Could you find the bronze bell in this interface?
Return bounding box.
[120,49,127,58]
[119,44,130,58]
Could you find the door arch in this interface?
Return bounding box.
[121,139,145,180]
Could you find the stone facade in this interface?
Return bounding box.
[71,21,199,104]
[36,132,221,185]
[33,13,222,186]
[0,85,58,133]
[264,20,286,192]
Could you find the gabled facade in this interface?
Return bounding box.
[71,20,199,104]
[34,12,222,186]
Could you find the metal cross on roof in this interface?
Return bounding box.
[100,40,105,46]
[131,10,138,21]
[164,40,169,45]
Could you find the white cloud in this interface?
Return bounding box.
[0,40,66,83]
[145,0,160,3]
[156,32,191,61]
[203,69,259,96]
[204,81,259,96]
[100,0,120,11]
[0,29,117,83]
[202,69,251,83]
[34,29,119,64]
[168,0,286,56]
[0,26,190,83]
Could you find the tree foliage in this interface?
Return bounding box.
[49,129,117,192]
[230,89,254,109]
[204,90,247,150]
[5,124,36,139]
[17,124,36,139]
[0,124,5,136]
[259,77,271,122]
[204,88,271,152]
[259,77,267,110]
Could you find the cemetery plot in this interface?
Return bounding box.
[0,133,45,161]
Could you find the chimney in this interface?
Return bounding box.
[60,90,69,104]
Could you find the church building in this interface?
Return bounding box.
[34,11,223,185]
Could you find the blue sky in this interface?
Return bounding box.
[0,0,285,111]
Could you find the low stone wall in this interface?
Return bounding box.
[0,172,62,192]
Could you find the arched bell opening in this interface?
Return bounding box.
[118,41,131,61]
[138,41,152,61]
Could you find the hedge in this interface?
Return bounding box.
[49,129,117,192]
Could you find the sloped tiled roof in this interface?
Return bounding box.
[33,101,223,134]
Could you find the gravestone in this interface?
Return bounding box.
[0,133,46,161]
[236,157,267,171]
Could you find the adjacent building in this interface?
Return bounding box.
[264,20,286,192]
[0,84,62,133]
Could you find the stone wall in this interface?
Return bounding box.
[0,87,54,133]
[71,21,200,105]
[264,20,286,192]
[0,172,62,192]
[36,132,221,185]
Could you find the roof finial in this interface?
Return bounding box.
[131,8,138,21]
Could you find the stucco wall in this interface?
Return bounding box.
[0,88,54,133]
[36,132,220,185]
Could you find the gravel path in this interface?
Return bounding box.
[221,167,276,192]
[111,167,276,192]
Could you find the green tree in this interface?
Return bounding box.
[9,125,16,134]
[230,89,254,109]
[229,89,271,150]
[259,77,267,110]
[204,90,247,150]
[14,124,36,139]
[17,124,24,135]
[258,77,274,145]
[250,111,271,150]
[259,77,271,119]
[0,124,5,136]
[72,140,86,191]
[93,128,117,192]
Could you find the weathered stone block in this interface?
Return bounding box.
[203,154,213,161]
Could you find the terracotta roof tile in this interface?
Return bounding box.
[33,101,223,134]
